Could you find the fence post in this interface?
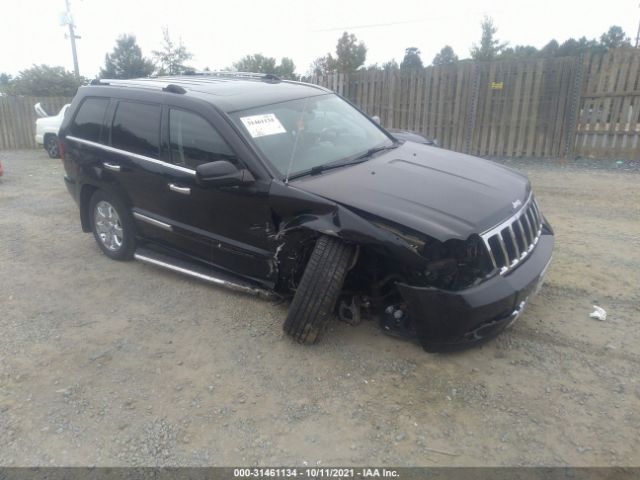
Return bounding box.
[464,63,481,154]
[387,71,396,128]
[564,52,585,158]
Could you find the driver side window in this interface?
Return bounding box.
[169,109,236,169]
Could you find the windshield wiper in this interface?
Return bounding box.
[353,143,398,161]
[305,143,399,177]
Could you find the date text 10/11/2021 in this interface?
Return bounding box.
[233,468,400,478]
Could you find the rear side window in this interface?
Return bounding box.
[169,109,235,169]
[69,97,109,142]
[111,101,161,158]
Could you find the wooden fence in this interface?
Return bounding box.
[2,50,640,159]
[574,49,640,159]
[308,48,640,160]
[0,96,71,150]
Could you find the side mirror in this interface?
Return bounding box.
[371,115,381,125]
[196,160,255,187]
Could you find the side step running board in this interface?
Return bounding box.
[134,248,274,299]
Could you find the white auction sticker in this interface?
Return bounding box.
[240,113,286,138]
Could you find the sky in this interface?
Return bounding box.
[0,0,638,78]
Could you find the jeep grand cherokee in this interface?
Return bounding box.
[59,72,554,352]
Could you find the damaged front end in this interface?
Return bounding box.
[268,181,554,352]
[365,207,555,352]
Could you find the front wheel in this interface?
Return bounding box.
[44,135,59,158]
[89,191,136,261]
[283,235,355,344]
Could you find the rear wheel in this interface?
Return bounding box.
[89,191,136,261]
[44,135,59,158]
[283,235,355,344]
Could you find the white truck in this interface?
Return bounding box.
[35,103,70,158]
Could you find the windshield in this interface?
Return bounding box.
[230,94,393,179]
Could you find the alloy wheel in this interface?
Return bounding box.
[94,201,124,251]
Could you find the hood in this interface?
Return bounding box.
[293,142,530,241]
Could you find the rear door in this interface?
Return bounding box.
[98,98,216,261]
[63,96,113,195]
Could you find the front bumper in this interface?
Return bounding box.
[397,230,554,352]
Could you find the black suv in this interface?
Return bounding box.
[60,73,554,352]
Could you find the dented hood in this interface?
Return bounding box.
[293,142,531,242]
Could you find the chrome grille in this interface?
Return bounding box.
[481,195,543,275]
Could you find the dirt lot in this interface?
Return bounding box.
[0,149,639,467]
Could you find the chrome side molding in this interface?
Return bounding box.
[65,135,196,176]
[133,212,172,231]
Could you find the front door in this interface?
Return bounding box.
[157,106,276,284]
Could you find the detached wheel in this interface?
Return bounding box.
[89,190,136,261]
[283,236,355,344]
[44,135,60,158]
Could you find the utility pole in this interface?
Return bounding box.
[64,0,80,76]
[636,3,640,48]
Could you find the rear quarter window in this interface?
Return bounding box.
[111,101,161,159]
[68,97,109,142]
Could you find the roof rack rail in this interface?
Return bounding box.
[191,71,281,82]
[90,78,170,92]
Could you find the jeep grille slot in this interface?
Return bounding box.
[481,195,543,275]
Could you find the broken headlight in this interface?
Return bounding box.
[422,235,493,290]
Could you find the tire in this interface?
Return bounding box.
[89,190,136,261]
[44,135,60,158]
[283,235,355,344]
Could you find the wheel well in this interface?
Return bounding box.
[79,184,98,232]
[43,133,57,143]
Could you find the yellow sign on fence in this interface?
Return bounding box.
[491,81,504,90]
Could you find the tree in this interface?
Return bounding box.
[274,57,297,80]
[3,65,84,96]
[540,40,559,57]
[600,26,631,50]
[100,34,154,79]
[233,54,276,73]
[432,45,459,66]
[0,73,12,92]
[309,56,331,76]
[329,32,367,73]
[152,27,193,75]
[550,37,602,57]
[500,45,538,59]
[232,54,297,79]
[470,16,507,61]
[382,59,400,71]
[307,32,366,76]
[400,47,423,69]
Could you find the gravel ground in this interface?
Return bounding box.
[0,149,639,467]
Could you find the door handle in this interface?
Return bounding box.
[102,162,121,172]
[169,183,191,195]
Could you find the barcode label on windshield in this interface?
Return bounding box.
[240,113,286,138]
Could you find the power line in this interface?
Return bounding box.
[312,18,434,33]
[311,10,501,33]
